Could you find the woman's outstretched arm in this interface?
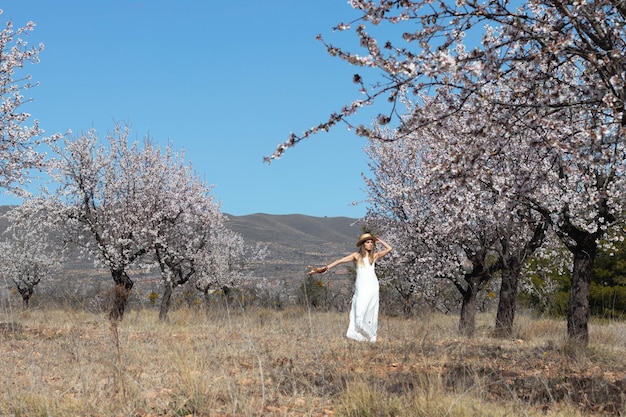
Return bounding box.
[307,252,357,275]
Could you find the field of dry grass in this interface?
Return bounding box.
[1,306,624,417]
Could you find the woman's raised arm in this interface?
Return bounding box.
[374,238,392,261]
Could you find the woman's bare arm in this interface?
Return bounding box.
[374,238,392,261]
[307,252,357,275]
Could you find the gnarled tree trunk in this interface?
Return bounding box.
[457,257,491,337]
[494,266,519,338]
[494,221,545,338]
[159,281,174,321]
[458,275,481,337]
[109,269,134,321]
[567,237,597,346]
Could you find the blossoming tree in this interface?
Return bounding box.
[40,126,158,319]
[35,124,239,321]
[0,206,61,307]
[0,11,59,194]
[270,0,625,346]
[364,99,547,336]
[130,141,225,321]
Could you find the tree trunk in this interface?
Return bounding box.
[494,221,545,338]
[567,238,597,346]
[159,281,173,321]
[494,265,519,338]
[459,275,481,337]
[109,269,134,321]
[19,288,32,309]
[403,294,413,317]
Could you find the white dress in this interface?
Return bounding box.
[346,257,379,342]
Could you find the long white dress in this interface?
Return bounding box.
[346,257,379,342]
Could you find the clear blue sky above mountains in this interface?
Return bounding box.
[1,0,380,218]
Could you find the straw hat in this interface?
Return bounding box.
[356,233,376,247]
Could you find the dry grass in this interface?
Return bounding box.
[1,306,624,417]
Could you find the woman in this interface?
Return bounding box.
[307,233,392,342]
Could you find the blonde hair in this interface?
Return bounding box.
[356,241,376,266]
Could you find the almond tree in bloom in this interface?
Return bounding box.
[142,141,225,321]
[364,93,547,336]
[422,72,624,343]
[0,11,60,194]
[0,206,62,308]
[39,125,159,320]
[194,226,247,300]
[27,124,248,321]
[194,222,267,308]
[271,0,625,346]
[362,129,465,317]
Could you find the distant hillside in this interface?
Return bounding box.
[0,206,364,281]
[225,213,364,279]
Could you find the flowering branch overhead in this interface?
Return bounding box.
[266,0,625,163]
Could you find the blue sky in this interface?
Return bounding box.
[0,0,381,218]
